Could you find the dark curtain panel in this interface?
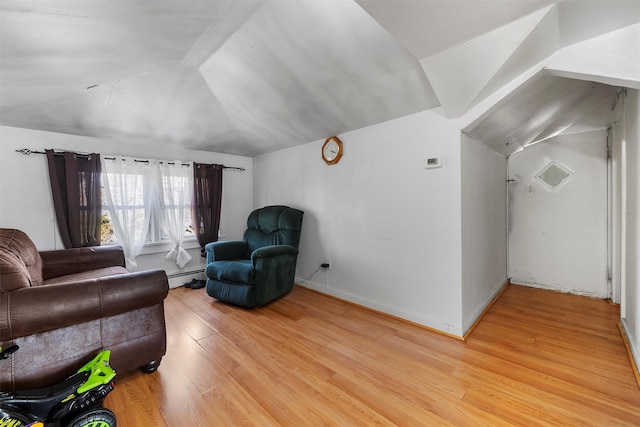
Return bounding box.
[46,150,102,248]
[192,163,223,256]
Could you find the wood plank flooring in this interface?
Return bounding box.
[105,284,640,426]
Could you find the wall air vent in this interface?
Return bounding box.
[535,161,573,191]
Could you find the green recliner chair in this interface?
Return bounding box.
[204,205,304,307]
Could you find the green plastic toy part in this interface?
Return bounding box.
[76,350,116,394]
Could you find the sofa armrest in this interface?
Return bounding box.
[0,270,168,341]
[205,241,248,263]
[40,245,126,280]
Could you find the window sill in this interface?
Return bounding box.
[138,237,201,255]
[103,235,227,256]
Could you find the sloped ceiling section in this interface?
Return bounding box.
[546,23,640,89]
[358,0,640,119]
[198,0,436,155]
[355,0,557,60]
[0,0,639,156]
[1,65,240,150]
[464,74,619,156]
[420,5,559,118]
[0,0,239,109]
[0,0,436,156]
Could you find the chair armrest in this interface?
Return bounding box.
[251,245,299,260]
[251,245,299,305]
[205,241,248,263]
[40,245,126,280]
[0,270,168,341]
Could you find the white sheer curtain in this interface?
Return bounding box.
[156,162,193,268]
[102,157,157,268]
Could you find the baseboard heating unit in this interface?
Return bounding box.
[166,268,206,288]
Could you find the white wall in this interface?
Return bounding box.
[461,134,507,333]
[507,130,609,297]
[253,109,465,336]
[0,126,253,279]
[622,88,640,366]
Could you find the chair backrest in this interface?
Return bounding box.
[243,206,304,255]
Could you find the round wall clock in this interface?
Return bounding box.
[322,136,343,165]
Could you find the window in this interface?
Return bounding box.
[101,165,194,244]
[100,187,117,243]
[155,169,194,243]
[101,167,153,245]
[101,157,194,267]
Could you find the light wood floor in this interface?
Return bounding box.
[105,284,640,426]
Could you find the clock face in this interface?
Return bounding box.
[322,136,343,165]
[323,140,339,161]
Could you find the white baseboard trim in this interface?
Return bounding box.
[619,319,640,387]
[295,277,463,337]
[509,279,608,299]
[462,279,509,336]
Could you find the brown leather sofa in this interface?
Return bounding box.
[0,228,169,391]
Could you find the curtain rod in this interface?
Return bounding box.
[15,148,246,171]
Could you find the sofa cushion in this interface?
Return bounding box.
[206,260,254,284]
[0,249,31,292]
[44,266,129,285]
[0,229,43,289]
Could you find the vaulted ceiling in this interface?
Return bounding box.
[1,0,638,157]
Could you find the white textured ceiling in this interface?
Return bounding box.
[0,0,638,156]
